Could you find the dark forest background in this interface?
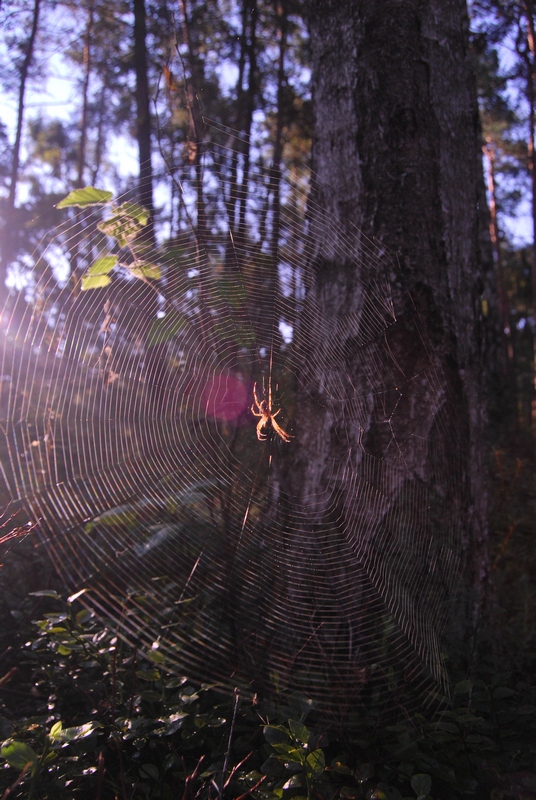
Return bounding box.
[0,0,536,797]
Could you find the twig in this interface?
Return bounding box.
[493,522,518,570]
[219,687,240,799]
[1,762,31,799]
[234,775,267,800]
[128,650,137,718]
[224,751,253,788]
[95,750,106,800]
[181,755,204,800]
[0,668,18,687]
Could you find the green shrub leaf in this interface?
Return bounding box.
[81,274,111,290]
[411,773,432,796]
[355,762,374,782]
[87,255,117,275]
[493,687,515,699]
[288,719,309,745]
[306,748,325,777]
[147,313,188,346]
[57,187,113,208]
[129,262,161,281]
[1,740,39,769]
[54,722,100,742]
[454,680,472,694]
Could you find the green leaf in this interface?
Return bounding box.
[1,740,39,770]
[165,676,188,689]
[355,763,374,782]
[129,262,162,281]
[49,721,62,739]
[84,506,138,533]
[288,719,309,745]
[88,255,117,275]
[282,774,306,790]
[57,187,113,208]
[81,274,111,290]
[375,782,402,799]
[305,749,325,777]
[432,721,459,733]
[264,726,290,745]
[29,590,61,599]
[339,788,360,799]
[75,610,92,625]
[271,744,304,763]
[260,755,281,778]
[118,202,150,226]
[147,313,187,346]
[493,687,515,700]
[215,277,247,310]
[147,650,165,665]
[98,202,149,247]
[136,669,161,682]
[139,763,159,780]
[54,722,100,742]
[164,712,188,735]
[331,760,352,775]
[454,680,472,694]
[67,589,89,604]
[411,773,432,796]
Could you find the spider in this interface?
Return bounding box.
[251,381,293,442]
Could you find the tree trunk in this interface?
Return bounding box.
[1,0,41,284]
[133,0,155,240]
[237,0,258,245]
[269,0,288,268]
[178,0,207,243]
[76,1,94,189]
[483,141,515,388]
[521,1,536,424]
[276,0,496,704]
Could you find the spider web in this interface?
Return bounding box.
[0,125,465,718]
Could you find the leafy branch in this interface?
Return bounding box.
[57,187,161,290]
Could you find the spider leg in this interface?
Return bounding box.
[272,408,281,418]
[253,382,261,409]
[271,418,293,442]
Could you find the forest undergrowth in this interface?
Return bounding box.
[0,428,534,799]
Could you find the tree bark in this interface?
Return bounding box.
[483,140,514,379]
[269,0,288,268]
[178,0,207,243]
[1,0,41,284]
[133,0,155,240]
[277,0,496,701]
[237,0,258,244]
[76,1,94,189]
[520,1,536,424]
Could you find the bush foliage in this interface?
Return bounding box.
[0,558,535,799]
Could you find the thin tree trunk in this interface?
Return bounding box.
[68,2,95,281]
[226,0,249,237]
[76,1,94,189]
[133,0,155,241]
[237,0,257,243]
[483,141,513,365]
[269,0,288,269]
[91,83,108,186]
[1,0,41,284]
[523,1,536,424]
[178,0,206,243]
